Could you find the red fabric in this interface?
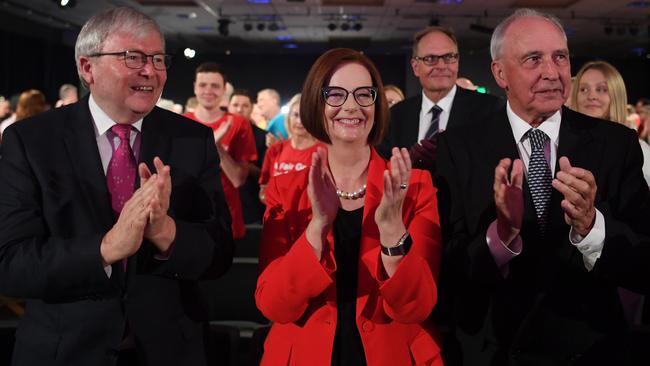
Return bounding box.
[256,148,444,366]
[259,140,322,186]
[183,112,257,239]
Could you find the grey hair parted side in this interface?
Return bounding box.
[74,7,164,88]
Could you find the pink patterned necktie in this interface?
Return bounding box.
[107,124,136,216]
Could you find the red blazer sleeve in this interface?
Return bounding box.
[376,169,442,323]
[255,175,336,324]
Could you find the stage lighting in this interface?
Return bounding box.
[257,23,266,31]
[328,23,337,31]
[244,23,253,31]
[353,22,362,31]
[341,23,350,31]
[54,0,76,8]
[269,22,279,31]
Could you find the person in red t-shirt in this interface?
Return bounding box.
[259,94,321,202]
[183,62,257,239]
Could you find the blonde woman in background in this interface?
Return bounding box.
[384,84,405,107]
[570,60,650,186]
[258,94,321,202]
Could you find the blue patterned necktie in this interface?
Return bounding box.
[526,128,552,233]
[424,105,443,139]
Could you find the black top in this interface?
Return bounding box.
[331,206,367,366]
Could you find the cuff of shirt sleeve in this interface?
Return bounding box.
[569,209,605,271]
[486,220,522,276]
[154,243,175,261]
[104,265,112,278]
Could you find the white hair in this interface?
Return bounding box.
[490,8,566,60]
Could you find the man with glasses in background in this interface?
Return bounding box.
[0,7,234,366]
[379,26,502,176]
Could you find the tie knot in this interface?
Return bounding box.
[527,128,549,151]
[111,124,132,141]
[430,105,443,118]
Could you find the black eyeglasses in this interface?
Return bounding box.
[413,53,459,66]
[322,86,377,107]
[88,50,172,70]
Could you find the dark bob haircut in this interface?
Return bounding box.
[300,48,389,146]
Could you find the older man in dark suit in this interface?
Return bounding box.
[0,7,233,366]
[379,26,502,173]
[436,8,650,366]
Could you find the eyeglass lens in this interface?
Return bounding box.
[324,87,376,107]
[124,51,170,70]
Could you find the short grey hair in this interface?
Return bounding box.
[74,7,164,88]
[58,84,77,99]
[258,89,281,105]
[490,8,566,60]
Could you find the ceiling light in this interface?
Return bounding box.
[328,23,337,31]
[353,23,362,31]
[268,22,279,31]
[183,48,196,59]
[54,0,76,8]
[257,23,266,31]
[341,23,350,31]
[244,23,253,31]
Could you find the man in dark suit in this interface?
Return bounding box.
[436,8,650,366]
[0,7,234,366]
[379,26,502,172]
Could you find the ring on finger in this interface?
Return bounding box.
[399,183,408,190]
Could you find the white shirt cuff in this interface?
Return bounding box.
[104,265,112,278]
[569,209,605,271]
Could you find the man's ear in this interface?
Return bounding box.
[410,57,419,78]
[491,60,508,90]
[78,57,94,86]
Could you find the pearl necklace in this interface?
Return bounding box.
[336,184,367,200]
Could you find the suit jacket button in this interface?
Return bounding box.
[361,321,374,332]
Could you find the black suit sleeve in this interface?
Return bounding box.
[0,127,113,299]
[592,129,650,294]
[436,133,505,288]
[143,127,235,281]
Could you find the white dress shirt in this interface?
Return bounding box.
[417,85,457,141]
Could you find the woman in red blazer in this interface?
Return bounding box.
[256,48,443,366]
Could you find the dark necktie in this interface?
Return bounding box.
[424,105,443,139]
[107,124,136,215]
[526,128,552,233]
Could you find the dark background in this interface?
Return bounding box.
[1,9,648,108]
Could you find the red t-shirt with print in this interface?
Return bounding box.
[259,140,321,186]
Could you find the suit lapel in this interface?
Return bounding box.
[447,87,470,130]
[128,108,171,283]
[138,108,172,182]
[62,98,114,231]
[549,107,597,230]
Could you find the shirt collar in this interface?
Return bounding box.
[89,94,143,136]
[421,85,457,114]
[506,101,561,145]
